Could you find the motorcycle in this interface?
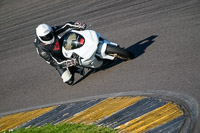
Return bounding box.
[61,28,134,69]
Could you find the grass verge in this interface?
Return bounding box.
[1,123,118,133]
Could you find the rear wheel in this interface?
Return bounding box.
[105,45,134,60]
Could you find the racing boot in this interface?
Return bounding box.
[65,74,74,85]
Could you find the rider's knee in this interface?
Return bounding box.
[61,69,73,85]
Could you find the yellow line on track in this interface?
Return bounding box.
[117,102,183,133]
[63,97,144,124]
[0,106,56,132]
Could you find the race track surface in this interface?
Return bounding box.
[0,0,200,132]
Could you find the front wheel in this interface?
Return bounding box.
[105,45,134,60]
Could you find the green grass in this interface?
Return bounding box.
[2,123,118,133]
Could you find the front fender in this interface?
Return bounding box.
[97,42,115,60]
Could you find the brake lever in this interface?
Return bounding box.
[85,24,92,30]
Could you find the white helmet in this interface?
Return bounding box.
[36,24,55,45]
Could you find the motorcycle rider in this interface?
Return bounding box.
[34,22,86,85]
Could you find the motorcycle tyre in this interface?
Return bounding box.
[105,45,134,60]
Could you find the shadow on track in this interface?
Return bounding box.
[127,35,158,58]
[73,35,158,85]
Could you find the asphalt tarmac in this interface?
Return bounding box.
[0,0,200,132]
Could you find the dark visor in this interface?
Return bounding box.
[40,32,53,41]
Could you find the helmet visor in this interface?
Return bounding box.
[40,32,53,41]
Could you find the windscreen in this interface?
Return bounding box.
[63,32,85,50]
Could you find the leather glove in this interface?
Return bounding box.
[75,22,87,30]
[58,59,77,68]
